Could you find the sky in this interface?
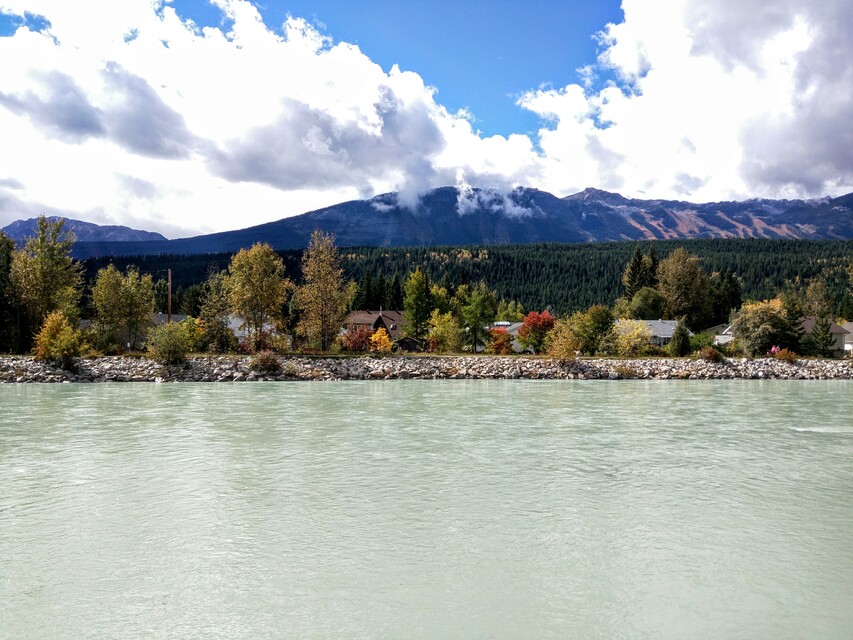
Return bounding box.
[0,0,851,238]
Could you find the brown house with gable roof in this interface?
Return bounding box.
[342,310,405,340]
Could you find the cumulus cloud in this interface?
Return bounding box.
[519,0,852,201]
[0,70,105,142]
[210,86,444,193]
[0,0,849,235]
[455,175,535,218]
[101,62,200,159]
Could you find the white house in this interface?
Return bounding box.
[843,322,853,355]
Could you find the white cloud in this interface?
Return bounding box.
[0,0,850,236]
[519,0,852,201]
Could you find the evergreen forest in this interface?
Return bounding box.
[81,238,853,318]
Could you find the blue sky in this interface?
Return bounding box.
[168,0,624,138]
[0,0,850,236]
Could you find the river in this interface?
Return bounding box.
[1,381,851,639]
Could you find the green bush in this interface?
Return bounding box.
[33,311,87,369]
[668,318,692,357]
[250,349,282,373]
[146,322,190,365]
[689,332,715,352]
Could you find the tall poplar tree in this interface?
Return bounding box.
[227,242,291,350]
[92,264,154,348]
[656,248,710,329]
[295,230,350,351]
[10,215,82,330]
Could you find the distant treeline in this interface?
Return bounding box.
[82,238,853,317]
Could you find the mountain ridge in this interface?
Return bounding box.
[2,216,166,244]
[3,187,850,259]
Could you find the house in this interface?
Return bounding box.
[713,326,735,347]
[801,316,848,355]
[225,314,274,344]
[701,323,729,337]
[152,313,189,326]
[643,320,691,347]
[342,310,405,341]
[714,316,849,355]
[843,322,853,355]
[488,321,525,352]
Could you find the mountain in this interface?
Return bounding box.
[28,186,853,259]
[2,216,166,244]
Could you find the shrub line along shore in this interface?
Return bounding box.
[1,355,851,383]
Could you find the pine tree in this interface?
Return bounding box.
[668,317,691,357]
[375,271,388,309]
[806,315,835,357]
[388,272,403,310]
[0,232,19,352]
[403,267,432,340]
[645,245,659,288]
[778,287,805,352]
[622,246,645,299]
[354,271,373,309]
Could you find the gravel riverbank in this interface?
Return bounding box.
[1,354,851,383]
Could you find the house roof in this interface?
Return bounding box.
[644,320,688,338]
[489,321,524,336]
[842,322,853,342]
[152,313,189,326]
[343,310,405,340]
[802,316,848,335]
[344,310,403,326]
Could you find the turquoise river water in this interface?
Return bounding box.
[1,380,851,639]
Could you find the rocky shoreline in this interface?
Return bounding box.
[1,354,851,383]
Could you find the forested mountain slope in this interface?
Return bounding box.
[67,187,853,259]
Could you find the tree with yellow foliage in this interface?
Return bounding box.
[370,327,392,353]
[226,242,292,351]
[295,230,351,351]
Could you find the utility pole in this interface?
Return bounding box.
[167,268,172,323]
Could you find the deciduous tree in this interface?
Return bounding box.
[295,230,349,351]
[227,242,292,351]
[730,299,788,356]
[33,311,86,369]
[517,310,555,354]
[656,248,710,329]
[370,327,392,352]
[459,281,497,352]
[428,309,462,353]
[613,319,653,357]
[340,326,373,352]
[199,270,237,353]
[10,215,82,330]
[546,319,581,359]
[629,287,665,320]
[567,304,614,355]
[488,327,515,355]
[403,267,432,340]
[92,264,154,349]
[496,299,524,322]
